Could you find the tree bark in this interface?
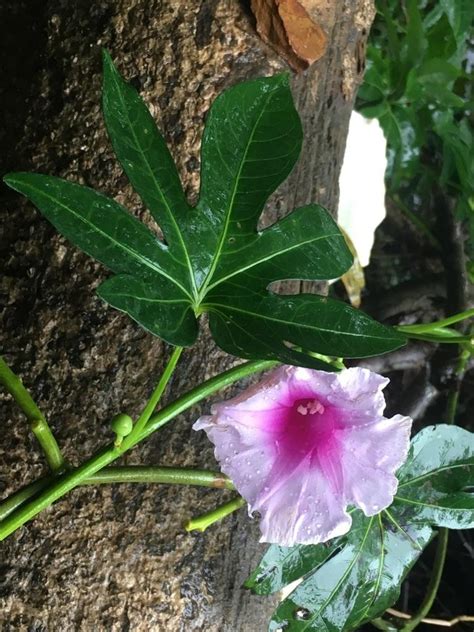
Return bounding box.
[0,1,374,629]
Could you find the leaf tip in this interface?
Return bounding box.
[101,48,113,68]
[3,172,25,191]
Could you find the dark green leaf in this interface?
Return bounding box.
[439,0,474,45]
[102,49,193,289]
[4,54,406,366]
[394,425,474,528]
[405,0,427,63]
[97,275,198,346]
[208,292,405,369]
[2,173,180,290]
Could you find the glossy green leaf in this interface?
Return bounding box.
[245,538,344,596]
[2,173,178,289]
[4,53,406,366]
[208,292,405,369]
[97,275,198,346]
[268,513,432,632]
[394,425,474,528]
[102,49,193,290]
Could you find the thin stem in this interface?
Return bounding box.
[446,347,470,425]
[0,476,56,522]
[0,467,234,522]
[88,466,234,489]
[371,618,397,632]
[0,359,276,540]
[121,346,183,450]
[185,496,245,532]
[387,608,474,627]
[30,418,66,472]
[398,309,474,334]
[0,355,65,472]
[400,529,449,632]
[139,359,277,441]
[397,331,472,344]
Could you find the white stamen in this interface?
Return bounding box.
[297,400,325,416]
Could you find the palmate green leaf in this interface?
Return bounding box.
[3,173,196,346]
[4,52,406,366]
[247,425,474,632]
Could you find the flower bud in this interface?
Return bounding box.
[111,413,133,447]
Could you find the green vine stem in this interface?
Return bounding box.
[397,330,472,344]
[0,358,276,540]
[90,466,234,489]
[0,467,234,522]
[121,346,183,450]
[0,355,65,472]
[185,496,246,532]
[397,308,474,334]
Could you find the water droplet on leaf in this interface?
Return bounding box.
[294,607,310,621]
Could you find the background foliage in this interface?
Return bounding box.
[357,0,473,276]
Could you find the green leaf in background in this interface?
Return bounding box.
[394,425,474,529]
[357,0,474,270]
[4,52,406,366]
[268,513,433,632]
[247,425,474,632]
[245,538,344,596]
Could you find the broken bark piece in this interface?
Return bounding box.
[251,0,327,72]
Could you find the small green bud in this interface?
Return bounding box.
[111,413,134,447]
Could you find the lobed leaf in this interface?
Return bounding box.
[4,53,406,366]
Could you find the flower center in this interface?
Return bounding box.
[296,399,325,416]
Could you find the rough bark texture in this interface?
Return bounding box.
[0,1,373,629]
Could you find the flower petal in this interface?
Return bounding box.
[256,460,352,546]
[193,366,412,546]
[327,366,389,424]
[193,415,275,507]
[340,414,413,514]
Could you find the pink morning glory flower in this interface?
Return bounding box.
[193,366,412,546]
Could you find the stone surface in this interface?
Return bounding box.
[0,1,373,629]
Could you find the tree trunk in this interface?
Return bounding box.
[0,1,373,629]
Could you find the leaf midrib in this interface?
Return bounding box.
[206,231,345,291]
[395,494,474,512]
[293,518,374,632]
[197,88,276,302]
[208,302,399,342]
[107,63,198,300]
[398,460,474,488]
[14,179,192,300]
